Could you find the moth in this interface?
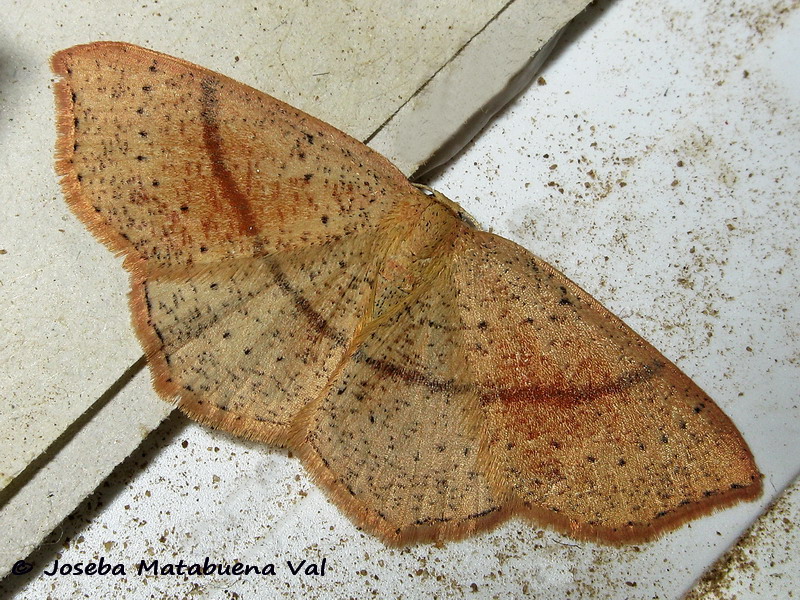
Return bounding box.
[51,42,761,545]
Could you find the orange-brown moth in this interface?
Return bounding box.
[51,42,761,545]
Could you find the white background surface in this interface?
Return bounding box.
[1,0,798,598]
